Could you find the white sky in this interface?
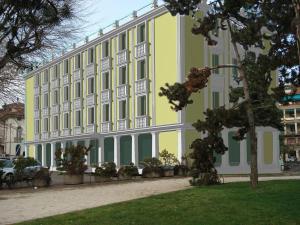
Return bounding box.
[77,0,154,41]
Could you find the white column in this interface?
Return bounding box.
[114,135,120,167]
[151,132,159,158]
[131,134,138,166]
[24,144,28,157]
[50,142,55,169]
[295,122,298,134]
[41,143,46,166]
[84,139,90,166]
[296,150,300,161]
[257,130,263,172]
[221,129,230,169]
[177,129,185,162]
[240,139,248,171]
[98,137,104,166]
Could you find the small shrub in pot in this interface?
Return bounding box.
[94,162,117,182]
[117,163,139,180]
[141,157,162,178]
[159,149,179,177]
[55,145,90,185]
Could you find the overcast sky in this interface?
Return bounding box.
[77,0,160,41]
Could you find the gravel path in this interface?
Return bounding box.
[1,176,300,225]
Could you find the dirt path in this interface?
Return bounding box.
[1,176,300,225]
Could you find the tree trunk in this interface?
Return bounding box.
[227,20,258,188]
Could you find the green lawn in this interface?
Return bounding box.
[17,180,300,225]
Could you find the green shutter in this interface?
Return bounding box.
[46,143,51,167]
[120,136,132,165]
[138,134,152,165]
[89,139,99,166]
[212,92,220,109]
[228,131,240,166]
[104,137,114,163]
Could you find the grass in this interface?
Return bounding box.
[16,180,300,225]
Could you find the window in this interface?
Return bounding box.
[53,90,59,105]
[35,120,40,133]
[212,92,220,109]
[88,107,95,124]
[103,41,109,58]
[119,66,127,85]
[64,86,69,101]
[119,33,126,50]
[35,96,39,109]
[44,118,49,132]
[88,77,94,94]
[35,75,40,86]
[44,69,49,83]
[43,93,48,108]
[212,54,219,74]
[138,96,146,116]
[75,110,81,127]
[88,48,94,64]
[138,24,145,43]
[137,60,146,79]
[64,59,69,74]
[54,64,60,79]
[75,54,81,69]
[16,127,22,141]
[103,72,110,90]
[119,100,127,119]
[64,113,69,129]
[286,109,295,118]
[103,104,110,122]
[53,115,59,131]
[75,82,81,98]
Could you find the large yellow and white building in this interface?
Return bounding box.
[23,2,281,174]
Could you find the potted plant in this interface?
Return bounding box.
[55,145,90,185]
[141,157,162,178]
[159,149,179,177]
[32,167,51,187]
[94,162,117,182]
[174,154,189,176]
[117,163,139,180]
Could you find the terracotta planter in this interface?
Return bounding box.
[32,178,50,187]
[94,176,111,183]
[142,171,161,178]
[162,169,174,177]
[64,174,84,185]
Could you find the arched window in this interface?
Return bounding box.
[16,126,22,142]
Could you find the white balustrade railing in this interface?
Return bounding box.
[63,101,70,111]
[63,74,69,85]
[135,42,148,58]
[74,98,82,109]
[136,116,149,128]
[101,89,111,102]
[42,108,49,116]
[87,94,95,106]
[135,79,149,95]
[101,57,111,71]
[51,79,59,89]
[86,124,96,133]
[34,87,39,95]
[51,130,59,138]
[62,128,71,136]
[86,63,95,77]
[101,122,111,133]
[74,126,82,135]
[51,105,60,114]
[117,49,129,65]
[42,83,48,93]
[73,69,81,81]
[117,84,128,98]
[117,119,129,131]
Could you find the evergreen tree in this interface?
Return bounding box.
[160,0,299,188]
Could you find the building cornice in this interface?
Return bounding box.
[24,5,168,80]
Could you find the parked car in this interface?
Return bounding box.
[0,158,51,189]
[286,156,297,162]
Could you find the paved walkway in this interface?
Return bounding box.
[0,176,300,225]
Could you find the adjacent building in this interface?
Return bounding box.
[0,102,25,157]
[278,85,300,160]
[23,2,281,174]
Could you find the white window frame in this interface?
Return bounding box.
[137,23,146,43]
[137,95,147,116]
[53,115,59,131]
[44,118,49,132]
[75,110,81,127]
[119,32,127,51]
[102,71,110,90]
[137,59,146,80]
[43,93,49,108]
[102,103,110,122]
[35,120,40,133]
[119,66,127,85]
[64,85,69,102]
[75,81,81,98]
[88,77,95,94]
[119,100,127,119]
[44,69,49,83]
[64,59,69,74]
[102,40,109,58]
[88,107,95,125]
[88,47,94,64]
[64,113,69,129]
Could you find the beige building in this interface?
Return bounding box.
[0,103,25,157]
